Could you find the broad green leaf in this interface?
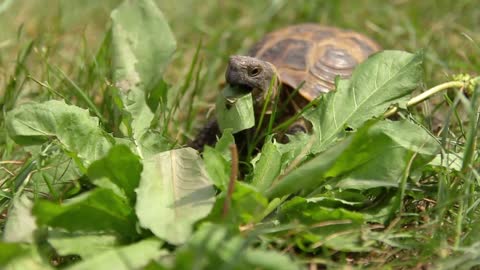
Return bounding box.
[87,145,142,203]
[307,190,368,208]
[0,242,29,266]
[361,192,398,223]
[243,249,299,270]
[207,182,269,225]
[146,79,169,114]
[175,223,299,270]
[32,151,83,201]
[307,188,398,223]
[277,197,370,252]
[143,261,169,270]
[203,146,230,190]
[215,128,234,161]
[135,148,215,245]
[266,135,352,199]
[111,0,175,91]
[267,120,439,198]
[306,50,424,153]
[48,232,118,259]
[216,86,255,133]
[0,243,52,270]
[332,120,439,189]
[5,100,114,169]
[111,0,176,148]
[67,238,165,270]
[138,130,173,157]
[202,129,235,190]
[251,138,282,193]
[276,132,312,170]
[33,188,137,239]
[429,153,463,171]
[3,195,36,243]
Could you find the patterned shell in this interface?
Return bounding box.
[248,24,381,101]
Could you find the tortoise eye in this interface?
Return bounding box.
[248,67,262,77]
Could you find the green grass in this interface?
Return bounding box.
[0,0,479,269]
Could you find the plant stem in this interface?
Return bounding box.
[383,81,466,118]
[223,144,239,219]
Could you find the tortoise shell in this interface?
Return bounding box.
[248,24,381,101]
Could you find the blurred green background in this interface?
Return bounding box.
[1,0,478,85]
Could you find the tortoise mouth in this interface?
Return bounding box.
[227,83,253,94]
[222,83,253,105]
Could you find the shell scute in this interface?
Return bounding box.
[249,24,381,101]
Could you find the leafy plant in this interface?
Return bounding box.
[1,0,479,269]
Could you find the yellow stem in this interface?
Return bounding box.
[383,81,466,118]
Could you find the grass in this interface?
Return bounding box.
[0,0,479,268]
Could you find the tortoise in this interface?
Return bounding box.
[191,23,381,150]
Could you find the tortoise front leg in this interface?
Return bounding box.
[277,117,312,143]
[188,118,221,152]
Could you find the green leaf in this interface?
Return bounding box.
[175,223,299,269]
[31,151,83,201]
[87,145,142,203]
[67,238,165,270]
[48,231,118,259]
[266,134,352,199]
[215,128,234,161]
[111,0,176,91]
[331,120,439,190]
[307,190,369,208]
[216,86,255,133]
[33,188,137,239]
[5,100,114,169]
[203,146,230,190]
[306,50,424,153]
[135,148,215,245]
[267,119,439,198]
[276,132,312,169]
[251,138,282,193]
[201,130,235,191]
[111,0,176,148]
[243,248,300,270]
[0,243,52,270]
[277,197,370,252]
[143,261,169,270]
[207,182,269,225]
[0,242,30,267]
[428,153,463,171]
[3,195,36,243]
[138,130,173,157]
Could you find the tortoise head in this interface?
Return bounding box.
[225,55,280,111]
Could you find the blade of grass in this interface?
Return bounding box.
[461,85,479,173]
[1,40,34,114]
[165,41,202,137]
[184,54,204,137]
[49,65,106,125]
[28,75,66,99]
[253,74,277,140]
[244,74,278,159]
[271,97,318,133]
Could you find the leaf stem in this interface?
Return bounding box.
[383,81,467,118]
[223,144,239,219]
